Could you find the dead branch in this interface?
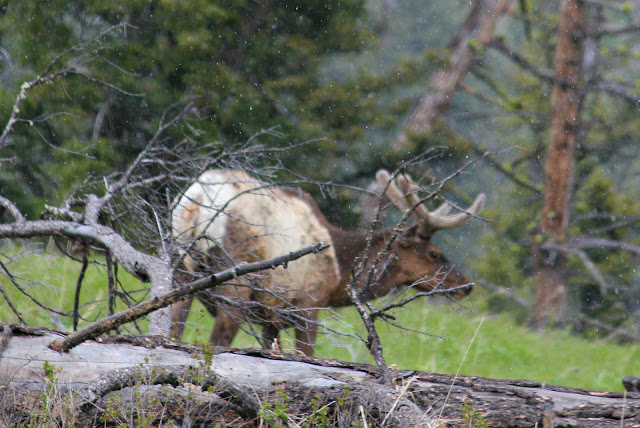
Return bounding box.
[588,23,640,38]
[0,219,168,282]
[0,259,68,317]
[591,80,640,107]
[477,278,640,344]
[72,251,90,331]
[490,36,640,108]
[545,238,640,257]
[392,0,512,150]
[5,331,640,427]
[80,364,188,406]
[48,242,329,352]
[571,248,611,295]
[371,282,474,318]
[577,316,640,343]
[477,279,533,310]
[489,38,555,84]
[0,23,134,150]
[0,196,25,222]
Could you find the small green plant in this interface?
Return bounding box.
[43,360,62,396]
[194,342,215,384]
[300,387,353,428]
[99,361,172,427]
[303,394,331,428]
[259,387,291,428]
[460,398,487,428]
[26,361,79,428]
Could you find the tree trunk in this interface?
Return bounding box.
[533,0,585,328]
[1,325,639,427]
[392,0,512,151]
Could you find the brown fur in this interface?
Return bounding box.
[171,170,476,356]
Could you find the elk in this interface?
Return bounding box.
[171,169,484,356]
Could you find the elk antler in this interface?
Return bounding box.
[375,170,411,212]
[376,169,485,236]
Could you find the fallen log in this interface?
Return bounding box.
[0,324,638,427]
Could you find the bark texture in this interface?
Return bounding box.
[1,325,638,427]
[533,0,585,328]
[392,0,512,151]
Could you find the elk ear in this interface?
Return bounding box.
[398,224,419,247]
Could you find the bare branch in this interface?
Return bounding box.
[0,281,26,325]
[346,280,389,384]
[0,23,132,149]
[73,251,90,331]
[571,248,611,295]
[48,242,330,352]
[577,316,640,343]
[0,196,25,222]
[0,259,68,317]
[0,219,166,283]
[545,237,640,257]
[392,0,512,150]
[588,23,640,38]
[477,279,533,310]
[488,38,555,84]
[590,80,640,107]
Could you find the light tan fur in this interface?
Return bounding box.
[172,169,481,356]
[172,170,340,354]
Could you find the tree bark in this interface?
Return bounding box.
[392,0,512,151]
[533,0,585,329]
[2,327,639,427]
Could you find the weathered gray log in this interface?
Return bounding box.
[1,325,639,427]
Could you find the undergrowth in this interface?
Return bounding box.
[1,249,639,392]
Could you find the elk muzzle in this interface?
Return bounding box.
[426,264,473,300]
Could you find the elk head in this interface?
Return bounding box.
[375,170,485,300]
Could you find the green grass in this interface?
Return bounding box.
[1,248,638,393]
[177,294,640,393]
[0,243,148,333]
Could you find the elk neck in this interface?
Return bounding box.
[325,225,403,307]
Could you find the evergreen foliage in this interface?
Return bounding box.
[1,0,640,340]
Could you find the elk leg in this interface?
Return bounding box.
[209,309,242,347]
[208,279,253,347]
[295,308,319,357]
[171,296,194,340]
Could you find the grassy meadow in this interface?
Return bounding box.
[1,246,638,393]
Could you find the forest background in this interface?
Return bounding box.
[1,0,640,392]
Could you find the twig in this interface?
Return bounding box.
[73,250,90,331]
[0,281,26,325]
[439,316,485,420]
[359,405,370,428]
[591,80,640,107]
[571,248,610,295]
[48,242,329,352]
[381,375,418,426]
[106,250,117,317]
[476,280,532,310]
[589,23,640,38]
[0,260,67,316]
[346,279,389,383]
[488,38,555,84]
[545,237,640,257]
[577,316,640,343]
[0,23,131,149]
[370,282,473,318]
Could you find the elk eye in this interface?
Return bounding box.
[428,251,439,260]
